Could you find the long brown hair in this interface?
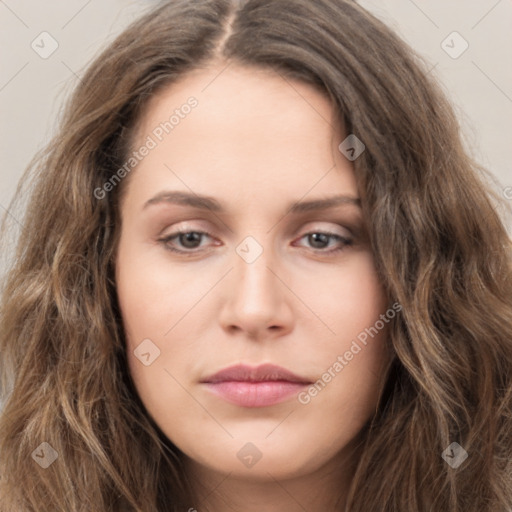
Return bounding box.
[1,0,511,510]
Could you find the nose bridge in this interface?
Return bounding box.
[233,235,279,306]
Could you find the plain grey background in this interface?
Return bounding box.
[1,0,511,227]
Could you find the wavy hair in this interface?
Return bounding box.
[1,0,511,510]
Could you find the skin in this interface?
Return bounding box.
[115,63,392,511]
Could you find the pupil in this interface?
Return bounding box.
[180,232,201,248]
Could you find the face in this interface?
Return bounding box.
[115,64,391,485]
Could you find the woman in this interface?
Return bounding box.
[1,0,511,510]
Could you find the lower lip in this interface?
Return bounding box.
[203,381,309,407]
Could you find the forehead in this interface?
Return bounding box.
[138,63,338,132]
[125,63,357,210]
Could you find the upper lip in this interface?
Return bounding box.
[201,364,312,384]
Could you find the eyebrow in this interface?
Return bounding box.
[142,190,361,213]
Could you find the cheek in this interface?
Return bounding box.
[115,234,200,340]
[300,250,389,348]
[293,251,391,412]
[115,235,212,413]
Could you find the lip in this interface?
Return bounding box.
[201,364,312,408]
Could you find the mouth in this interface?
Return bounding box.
[200,363,312,408]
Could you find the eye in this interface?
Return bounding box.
[294,231,353,254]
[158,229,216,254]
[158,229,354,256]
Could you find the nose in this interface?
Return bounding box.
[218,243,294,340]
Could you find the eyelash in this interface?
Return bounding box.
[158,229,353,256]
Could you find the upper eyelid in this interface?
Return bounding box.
[164,218,355,234]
